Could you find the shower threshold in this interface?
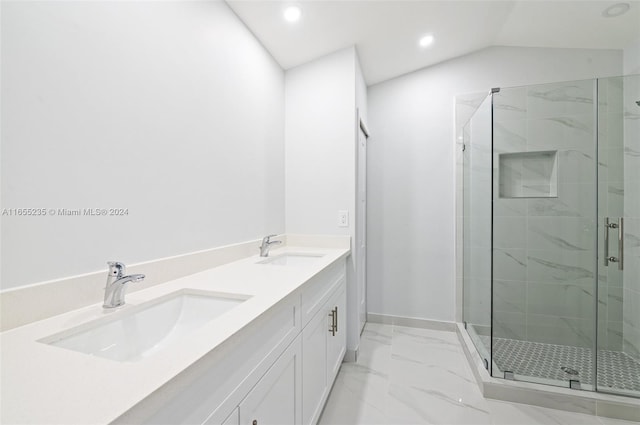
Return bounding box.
[457,323,640,422]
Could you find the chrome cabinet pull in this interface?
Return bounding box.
[328,307,337,336]
[329,309,336,336]
[334,306,338,333]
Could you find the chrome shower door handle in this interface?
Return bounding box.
[604,217,610,267]
[603,217,623,270]
[618,217,624,271]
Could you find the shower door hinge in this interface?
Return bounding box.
[569,380,581,390]
[504,371,515,380]
[491,87,501,94]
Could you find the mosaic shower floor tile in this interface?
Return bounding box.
[479,336,640,392]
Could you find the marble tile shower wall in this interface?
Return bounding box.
[492,80,599,349]
[621,76,640,361]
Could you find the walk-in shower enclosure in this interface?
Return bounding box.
[457,75,640,399]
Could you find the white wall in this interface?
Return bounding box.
[356,53,368,124]
[367,46,622,322]
[285,47,362,353]
[624,38,640,74]
[285,48,356,236]
[1,0,285,289]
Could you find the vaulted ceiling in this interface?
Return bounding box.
[226,1,640,85]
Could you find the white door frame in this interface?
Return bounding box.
[357,111,369,335]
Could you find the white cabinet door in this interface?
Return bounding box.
[301,308,328,425]
[326,282,347,383]
[239,336,302,425]
[221,408,239,425]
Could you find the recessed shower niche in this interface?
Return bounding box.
[498,150,558,198]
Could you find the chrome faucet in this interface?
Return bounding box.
[259,234,282,257]
[103,261,145,308]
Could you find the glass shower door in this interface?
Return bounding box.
[491,79,598,390]
[596,74,640,397]
[462,94,493,369]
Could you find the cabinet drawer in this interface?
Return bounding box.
[300,260,345,327]
[222,408,239,425]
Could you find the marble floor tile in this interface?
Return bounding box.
[386,382,492,425]
[357,323,393,376]
[486,399,602,425]
[391,326,467,371]
[319,371,391,425]
[597,417,640,425]
[318,323,636,425]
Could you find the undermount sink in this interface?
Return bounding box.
[40,289,250,362]
[258,252,324,266]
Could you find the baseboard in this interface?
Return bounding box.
[344,348,358,363]
[367,313,456,332]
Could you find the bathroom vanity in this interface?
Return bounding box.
[0,243,349,425]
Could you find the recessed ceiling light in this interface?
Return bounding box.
[419,34,435,48]
[283,5,302,23]
[602,2,630,17]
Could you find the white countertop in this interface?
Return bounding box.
[0,246,350,424]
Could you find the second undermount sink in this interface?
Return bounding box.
[258,252,324,266]
[40,289,250,362]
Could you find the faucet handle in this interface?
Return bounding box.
[107,261,126,278]
[262,234,278,242]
